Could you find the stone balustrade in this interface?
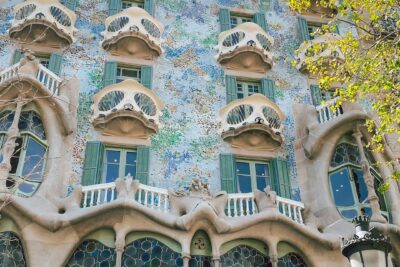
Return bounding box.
[0,59,62,96]
[295,33,344,72]
[80,179,305,224]
[315,97,344,124]
[101,7,163,58]
[215,22,274,72]
[9,0,77,46]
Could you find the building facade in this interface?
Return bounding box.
[0,0,399,266]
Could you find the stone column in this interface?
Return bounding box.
[212,256,221,267]
[115,239,124,267]
[0,100,24,191]
[182,253,190,267]
[352,127,386,223]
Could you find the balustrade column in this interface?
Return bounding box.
[0,100,25,191]
[352,127,386,223]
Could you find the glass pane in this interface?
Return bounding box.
[18,181,38,196]
[125,165,136,177]
[340,209,358,219]
[352,169,368,203]
[329,168,355,207]
[126,151,137,165]
[10,137,23,174]
[106,150,120,164]
[22,137,46,181]
[236,162,250,175]
[230,17,238,28]
[255,163,270,191]
[238,175,252,193]
[105,164,119,183]
[361,207,372,217]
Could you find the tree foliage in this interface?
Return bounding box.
[289,0,400,154]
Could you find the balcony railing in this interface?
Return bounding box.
[91,79,163,128]
[101,7,163,57]
[10,0,77,45]
[80,181,305,224]
[215,22,274,71]
[219,94,285,136]
[296,33,344,72]
[316,97,344,124]
[0,60,62,96]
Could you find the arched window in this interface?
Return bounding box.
[65,239,116,266]
[278,252,307,267]
[329,135,388,220]
[0,231,26,266]
[0,110,47,197]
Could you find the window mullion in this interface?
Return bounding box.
[16,136,28,177]
[250,162,256,192]
[120,149,127,179]
[348,166,361,214]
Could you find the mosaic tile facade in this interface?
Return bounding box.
[66,239,116,267]
[0,0,343,200]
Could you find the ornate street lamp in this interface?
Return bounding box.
[342,215,393,267]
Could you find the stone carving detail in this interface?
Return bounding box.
[254,186,277,212]
[115,176,139,199]
[193,237,206,250]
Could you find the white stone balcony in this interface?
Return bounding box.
[101,7,164,59]
[215,22,274,73]
[9,0,77,47]
[0,54,78,135]
[296,33,344,72]
[91,79,164,138]
[315,97,344,124]
[218,94,285,150]
[80,179,305,225]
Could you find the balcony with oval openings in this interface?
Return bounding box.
[215,22,274,73]
[295,33,344,73]
[101,7,164,59]
[91,79,164,138]
[218,94,285,151]
[9,0,77,48]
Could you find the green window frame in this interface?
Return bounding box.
[307,21,325,40]
[230,14,253,28]
[116,65,141,83]
[236,80,261,99]
[121,0,144,9]
[235,159,271,193]
[102,147,137,183]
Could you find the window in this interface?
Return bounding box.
[230,14,253,28]
[116,65,141,83]
[307,22,324,40]
[121,0,144,9]
[103,147,137,183]
[236,160,271,193]
[0,110,47,197]
[328,137,388,220]
[35,54,50,68]
[236,80,261,99]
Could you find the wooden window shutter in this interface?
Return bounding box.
[12,50,23,65]
[48,53,63,75]
[272,158,291,198]
[310,84,322,106]
[108,0,121,16]
[63,0,78,10]
[140,66,153,89]
[261,78,276,102]
[103,61,117,87]
[219,8,231,31]
[82,141,105,186]
[220,154,237,193]
[144,0,154,15]
[225,75,237,103]
[297,17,310,42]
[253,12,267,31]
[136,146,150,185]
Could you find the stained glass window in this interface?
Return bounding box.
[189,255,213,267]
[65,239,116,267]
[220,245,272,267]
[277,253,308,267]
[329,138,388,220]
[0,232,26,267]
[122,238,183,267]
[0,110,47,197]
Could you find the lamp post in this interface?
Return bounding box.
[342,215,392,267]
